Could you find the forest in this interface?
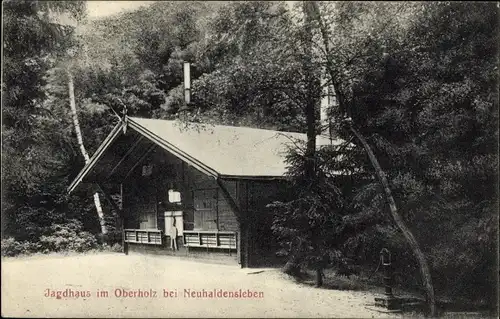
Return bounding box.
[2,1,498,316]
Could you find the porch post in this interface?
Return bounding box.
[123,223,128,255]
[120,183,128,255]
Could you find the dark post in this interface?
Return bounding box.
[382,249,394,299]
[375,248,400,310]
[123,225,129,256]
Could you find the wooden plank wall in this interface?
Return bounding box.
[217,180,238,232]
[245,180,288,267]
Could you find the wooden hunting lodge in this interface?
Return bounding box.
[68,116,341,267]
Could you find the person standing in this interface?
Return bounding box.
[169,219,178,251]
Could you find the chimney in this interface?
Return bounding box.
[183,62,191,105]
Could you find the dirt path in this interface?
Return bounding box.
[2,253,399,318]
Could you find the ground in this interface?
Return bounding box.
[2,252,400,318]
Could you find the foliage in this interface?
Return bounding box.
[1,0,97,241]
[322,1,498,306]
[65,2,221,125]
[321,273,367,291]
[1,225,112,257]
[1,237,41,257]
[68,1,315,132]
[187,1,311,131]
[39,220,98,253]
[268,1,497,309]
[270,143,349,272]
[102,243,123,253]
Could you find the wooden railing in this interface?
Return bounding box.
[124,229,163,245]
[183,230,237,250]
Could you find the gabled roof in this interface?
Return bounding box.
[68,116,344,193]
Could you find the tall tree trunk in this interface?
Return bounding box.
[303,1,317,181]
[310,3,436,314]
[350,127,436,316]
[282,238,304,276]
[315,268,323,287]
[67,70,107,235]
[303,1,322,287]
[282,1,321,281]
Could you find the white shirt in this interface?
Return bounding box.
[169,225,178,238]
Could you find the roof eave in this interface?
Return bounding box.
[67,121,125,193]
[127,118,219,179]
[68,117,222,194]
[218,174,289,181]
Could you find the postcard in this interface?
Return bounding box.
[2,1,497,318]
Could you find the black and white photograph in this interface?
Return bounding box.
[1,1,499,318]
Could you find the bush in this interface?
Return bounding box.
[1,237,41,257]
[39,220,99,253]
[100,242,123,253]
[325,274,367,291]
[99,229,122,246]
[110,243,122,252]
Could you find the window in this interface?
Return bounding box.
[168,190,182,203]
[142,165,153,176]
